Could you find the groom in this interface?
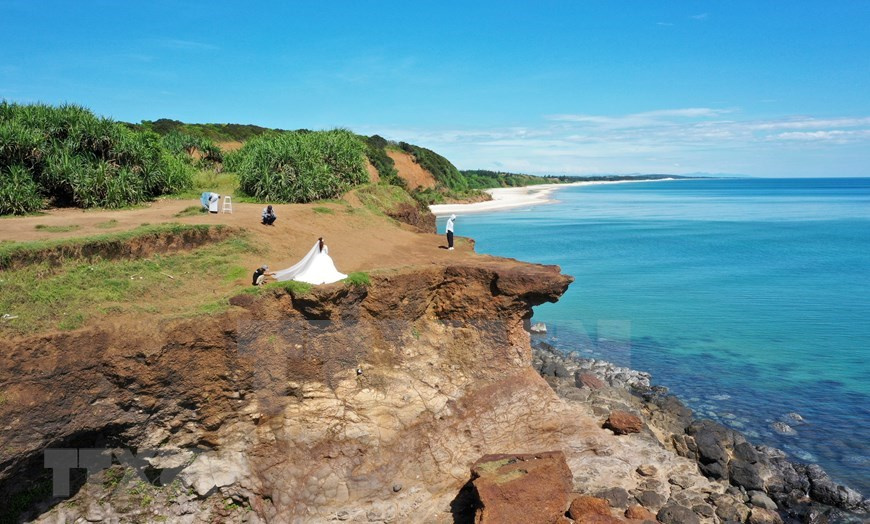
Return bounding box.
[446,214,456,250]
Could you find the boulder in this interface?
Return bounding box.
[656,503,700,524]
[747,507,784,524]
[730,459,765,491]
[470,451,573,524]
[603,411,643,435]
[624,504,656,521]
[576,372,607,390]
[597,487,630,508]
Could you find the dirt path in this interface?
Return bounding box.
[0,196,468,275]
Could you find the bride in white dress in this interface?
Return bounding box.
[272,237,347,285]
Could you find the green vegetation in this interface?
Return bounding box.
[397,142,469,192]
[135,118,286,143]
[312,206,334,214]
[234,129,369,203]
[0,223,220,270]
[270,279,313,295]
[355,184,420,214]
[0,230,252,334]
[160,131,222,164]
[0,102,194,215]
[34,224,81,233]
[361,134,401,185]
[174,205,207,217]
[344,271,371,287]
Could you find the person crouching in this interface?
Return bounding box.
[262,205,277,225]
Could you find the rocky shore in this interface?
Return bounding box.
[530,339,869,524]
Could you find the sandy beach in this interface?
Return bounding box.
[429,178,677,216]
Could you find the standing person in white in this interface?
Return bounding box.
[446,214,456,250]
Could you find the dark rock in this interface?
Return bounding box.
[806,464,864,509]
[715,497,751,523]
[392,484,402,493]
[636,490,667,510]
[554,363,571,378]
[576,371,606,390]
[699,460,728,480]
[603,410,644,435]
[692,503,715,518]
[597,487,630,508]
[734,442,760,464]
[541,359,557,377]
[730,459,765,491]
[687,420,731,465]
[657,503,700,524]
[749,491,777,510]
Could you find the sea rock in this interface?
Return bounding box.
[470,451,573,524]
[656,503,700,524]
[576,372,607,390]
[770,421,796,436]
[749,491,778,511]
[730,459,765,491]
[530,322,547,333]
[747,507,784,524]
[603,411,644,435]
[805,464,865,509]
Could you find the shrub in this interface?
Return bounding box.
[0,164,43,214]
[0,102,194,214]
[344,271,371,287]
[235,129,369,203]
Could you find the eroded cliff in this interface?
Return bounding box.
[1,259,578,522]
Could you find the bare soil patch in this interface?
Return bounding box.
[386,150,437,189]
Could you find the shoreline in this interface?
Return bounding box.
[530,338,869,520]
[429,178,680,216]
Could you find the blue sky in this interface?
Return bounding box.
[2,1,869,177]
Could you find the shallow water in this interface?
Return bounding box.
[446,178,870,495]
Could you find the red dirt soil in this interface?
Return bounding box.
[387,150,437,189]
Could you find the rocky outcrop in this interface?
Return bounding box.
[0,260,572,522]
[469,451,573,524]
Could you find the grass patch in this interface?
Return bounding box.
[95,219,119,229]
[343,271,371,287]
[312,206,334,214]
[268,279,312,295]
[34,224,80,233]
[0,234,253,334]
[0,223,226,270]
[355,184,418,215]
[174,205,206,218]
[223,265,247,282]
[167,170,240,200]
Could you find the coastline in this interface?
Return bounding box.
[429,178,679,216]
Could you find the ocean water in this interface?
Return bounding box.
[443,178,870,496]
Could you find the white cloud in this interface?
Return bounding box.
[158,39,219,51]
[691,13,709,20]
[358,108,870,176]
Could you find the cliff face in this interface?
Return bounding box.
[0,260,576,521]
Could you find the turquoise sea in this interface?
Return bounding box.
[444,178,870,496]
